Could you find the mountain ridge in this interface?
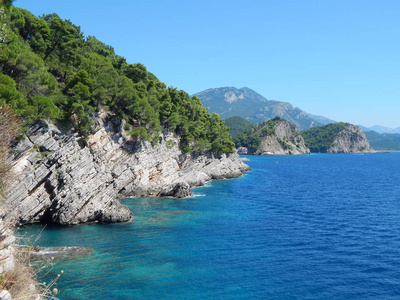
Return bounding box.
[195,87,335,131]
[364,131,400,150]
[359,125,400,134]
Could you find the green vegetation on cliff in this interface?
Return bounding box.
[233,117,288,154]
[0,4,234,154]
[300,122,350,152]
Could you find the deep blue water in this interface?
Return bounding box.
[19,153,400,299]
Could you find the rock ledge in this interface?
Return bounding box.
[6,112,250,225]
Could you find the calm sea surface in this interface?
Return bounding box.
[19,153,400,299]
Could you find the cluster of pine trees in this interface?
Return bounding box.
[0,3,234,154]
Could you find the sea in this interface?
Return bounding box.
[19,152,400,299]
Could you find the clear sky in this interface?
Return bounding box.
[15,0,400,128]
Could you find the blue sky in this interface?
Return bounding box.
[15,0,400,128]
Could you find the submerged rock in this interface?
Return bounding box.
[30,246,94,261]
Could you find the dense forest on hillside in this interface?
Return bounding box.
[0,3,234,154]
[364,131,400,150]
[224,116,254,138]
[300,122,350,152]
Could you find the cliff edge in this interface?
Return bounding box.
[6,112,250,226]
[301,122,375,153]
[234,117,309,155]
[327,124,375,153]
[256,118,310,155]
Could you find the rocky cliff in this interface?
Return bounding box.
[327,124,375,153]
[255,118,310,155]
[301,122,375,153]
[5,112,250,226]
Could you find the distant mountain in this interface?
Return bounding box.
[308,113,337,126]
[358,125,372,132]
[359,125,400,134]
[364,131,400,150]
[194,87,335,131]
[370,125,396,134]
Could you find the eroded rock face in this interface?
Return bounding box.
[0,212,15,275]
[5,112,250,225]
[327,124,375,153]
[159,182,191,198]
[256,119,310,155]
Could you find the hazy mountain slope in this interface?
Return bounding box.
[358,125,372,132]
[364,131,400,150]
[307,113,336,126]
[360,125,400,134]
[195,87,336,131]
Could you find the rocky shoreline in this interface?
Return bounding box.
[6,111,250,226]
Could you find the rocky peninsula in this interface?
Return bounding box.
[301,122,375,153]
[5,111,250,226]
[326,124,375,153]
[255,118,310,155]
[233,117,310,155]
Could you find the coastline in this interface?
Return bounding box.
[6,112,250,226]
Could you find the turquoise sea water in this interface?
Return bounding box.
[20,153,400,299]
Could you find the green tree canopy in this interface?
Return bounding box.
[0,5,235,154]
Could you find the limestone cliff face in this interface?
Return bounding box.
[256,119,310,155]
[0,213,16,276]
[6,112,250,226]
[327,124,375,153]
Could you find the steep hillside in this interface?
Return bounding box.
[195,87,335,130]
[224,116,254,138]
[364,131,400,150]
[0,5,249,225]
[0,6,235,156]
[301,123,375,153]
[234,117,310,155]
